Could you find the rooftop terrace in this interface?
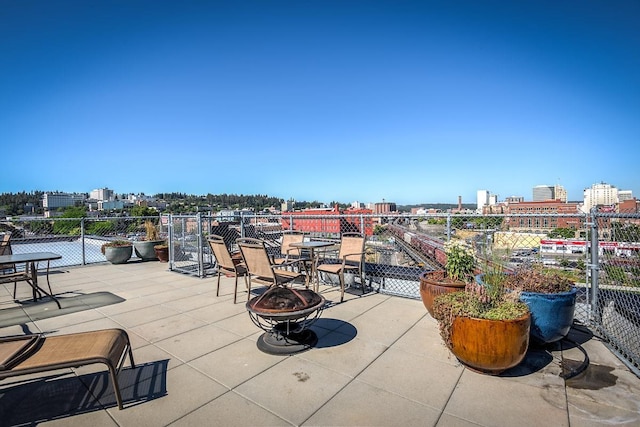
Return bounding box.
[1,261,639,426]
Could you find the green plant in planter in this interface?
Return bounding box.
[432,278,531,374]
[444,239,476,282]
[433,280,529,346]
[419,238,477,317]
[502,264,574,293]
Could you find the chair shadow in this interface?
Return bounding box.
[0,359,169,425]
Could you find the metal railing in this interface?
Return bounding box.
[2,210,639,373]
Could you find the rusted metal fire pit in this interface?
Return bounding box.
[246,286,325,355]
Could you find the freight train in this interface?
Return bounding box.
[387,224,447,267]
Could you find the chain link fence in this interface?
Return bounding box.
[1,211,639,372]
[0,216,165,268]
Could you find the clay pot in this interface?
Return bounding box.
[419,271,466,317]
[448,312,531,375]
[154,245,169,263]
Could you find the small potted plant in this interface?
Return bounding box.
[154,242,169,262]
[101,240,133,264]
[420,239,476,317]
[133,220,165,261]
[433,277,531,375]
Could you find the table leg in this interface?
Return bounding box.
[28,260,61,309]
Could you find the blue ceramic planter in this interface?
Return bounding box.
[475,274,577,345]
[519,288,577,344]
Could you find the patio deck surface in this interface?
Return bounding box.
[1,261,639,426]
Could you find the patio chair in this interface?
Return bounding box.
[0,328,135,410]
[236,237,306,299]
[207,235,249,304]
[0,233,19,298]
[316,232,367,302]
[271,231,310,274]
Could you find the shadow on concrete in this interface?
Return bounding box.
[0,359,169,425]
[0,291,125,328]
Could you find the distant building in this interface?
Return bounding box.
[281,205,374,236]
[506,200,582,233]
[374,201,396,214]
[281,200,294,212]
[477,190,489,213]
[554,185,568,202]
[619,190,634,202]
[42,192,85,216]
[505,196,524,204]
[98,200,124,210]
[90,188,114,201]
[532,185,554,201]
[582,182,619,213]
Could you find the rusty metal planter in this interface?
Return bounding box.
[448,312,531,375]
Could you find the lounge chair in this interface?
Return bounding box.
[0,328,135,410]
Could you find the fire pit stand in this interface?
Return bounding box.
[246,286,326,355]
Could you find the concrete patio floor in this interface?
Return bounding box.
[1,261,639,426]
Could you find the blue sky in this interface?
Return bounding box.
[1,0,638,205]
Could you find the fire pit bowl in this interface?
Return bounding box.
[246,286,325,355]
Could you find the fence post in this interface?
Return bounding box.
[446,213,452,241]
[590,208,600,322]
[81,218,86,265]
[196,213,204,277]
[360,214,364,235]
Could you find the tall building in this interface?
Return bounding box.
[554,185,567,202]
[90,188,114,201]
[476,190,489,213]
[374,200,396,214]
[532,185,554,201]
[582,182,619,213]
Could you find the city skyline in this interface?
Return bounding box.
[2,1,639,205]
[5,179,632,208]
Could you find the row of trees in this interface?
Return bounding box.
[0,191,342,216]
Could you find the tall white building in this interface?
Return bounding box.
[554,185,567,202]
[90,188,114,201]
[476,190,489,213]
[582,182,619,213]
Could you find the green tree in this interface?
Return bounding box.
[548,228,576,239]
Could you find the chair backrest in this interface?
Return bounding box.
[237,238,275,280]
[0,233,14,270]
[0,233,11,256]
[338,233,365,264]
[207,235,235,270]
[280,232,305,257]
